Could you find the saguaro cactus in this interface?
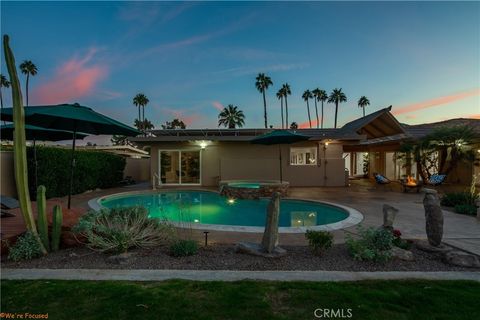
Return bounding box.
[51,205,63,252]
[36,185,49,250]
[3,34,46,254]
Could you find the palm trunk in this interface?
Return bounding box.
[307,100,311,128]
[262,90,267,128]
[138,107,141,123]
[334,101,338,128]
[0,88,4,125]
[142,105,145,122]
[285,96,289,129]
[25,74,29,106]
[314,99,319,128]
[321,101,324,129]
[363,106,365,117]
[280,97,284,129]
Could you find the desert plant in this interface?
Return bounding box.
[4,35,46,254]
[305,230,333,254]
[169,239,198,257]
[73,206,174,253]
[345,225,394,262]
[51,205,63,252]
[36,185,49,250]
[441,191,478,207]
[454,204,477,216]
[8,231,43,261]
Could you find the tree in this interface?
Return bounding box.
[19,60,37,106]
[255,73,273,128]
[276,88,285,128]
[162,118,186,129]
[358,96,370,117]
[111,135,130,146]
[312,88,324,129]
[328,88,347,128]
[0,74,10,124]
[133,93,149,123]
[218,104,245,129]
[398,126,476,181]
[282,83,291,128]
[302,90,313,128]
[290,122,298,130]
[134,118,155,132]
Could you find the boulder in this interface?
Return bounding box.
[390,246,414,261]
[107,252,133,265]
[382,204,399,229]
[422,188,443,246]
[261,192,281,253]
[416,240,453,253]
[444,251,480,268]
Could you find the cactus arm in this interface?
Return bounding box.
[3,35,47,254]
[36,185,50,251]
[51,205,63,252]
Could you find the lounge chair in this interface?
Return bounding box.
[374,173,391,185]
[426,174,447,186]
[0,195,19,210]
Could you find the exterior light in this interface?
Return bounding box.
[325,142,329,146]
[297,220,302,223]
[199,141,207,149]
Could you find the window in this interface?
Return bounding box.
[290,147,317,165]
[159,150,201,184]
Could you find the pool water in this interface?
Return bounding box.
[99,191,349,228]
[228,182,261,189]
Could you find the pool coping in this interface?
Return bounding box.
[88,189,364,234]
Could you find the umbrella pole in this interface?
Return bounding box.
[67,122,77,209]
[279,144,283,183]
[33,137,38,196]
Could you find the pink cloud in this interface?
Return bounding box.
[212,101,224,111]
[298,119,320,129]
[161,107,201,126]
[405,114,417,119]
[33,48,107,104]
[392,88,480,115]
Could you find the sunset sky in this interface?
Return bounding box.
[1,1,479,134]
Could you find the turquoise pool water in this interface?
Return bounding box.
[99,191,349,228]
[228,182,261,189]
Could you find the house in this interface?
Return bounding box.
[131,107,480,187]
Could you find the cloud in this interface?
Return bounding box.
[212,101,224,111]
[298,119,320,129]
[161,106,202,127]
[33,48,108,104]
[392,88,480,115]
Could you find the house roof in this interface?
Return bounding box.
[341,106,406,138]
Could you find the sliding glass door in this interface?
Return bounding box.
[159,150,201,185]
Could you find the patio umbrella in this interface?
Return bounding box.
[1,124,89,194]
[251,130,310,182]
[1,103,140,208]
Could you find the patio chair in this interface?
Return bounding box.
[373,173,393,191]
[0,195,19,210]
[426,174,447,186]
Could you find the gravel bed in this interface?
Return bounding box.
[2,244,479,271]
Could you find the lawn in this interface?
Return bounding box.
[1,280,479,320]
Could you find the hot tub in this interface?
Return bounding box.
[219,180,289,199]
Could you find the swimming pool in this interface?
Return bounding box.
[92,190,363,233]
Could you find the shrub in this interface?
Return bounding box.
[73,206,174,253]
[26,146,126,198]
[8,231,43,262]
[345,225,394,263]
[170,239,198,257]
[305,230,333,255]
[441,191,477,207]
[454,204,477,216]
[391,229,412,250]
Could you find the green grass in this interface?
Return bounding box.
[1,280,479,320]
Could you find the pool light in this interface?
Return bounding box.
[194,219,200,223]
[227,198,236,204]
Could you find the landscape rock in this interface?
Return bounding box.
[444,251,480,268]
[416,240,453,253]
[390,246,414,261]
[422,188,443,246]
[382,204,399,229]
[262,192,281,253]
[235,241,287,258]
[107,252,132,265]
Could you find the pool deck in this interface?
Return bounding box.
[2,182,479,256]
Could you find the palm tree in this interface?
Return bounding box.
[358,96,370,117]
[316,89,328,129]
[218,104,245,129]
[312,88,323,129]
[19,60,37,106]
[282,83,291,128]
[0,74,11,124]
[255,73,273,128]
[276,88,285,128]
[328,88,347,128]
[133,93,149,123]
[290,122,298,130]
[302,90,313,128]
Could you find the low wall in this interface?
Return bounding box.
[124,157,150,182]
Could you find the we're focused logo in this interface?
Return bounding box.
[314,308,353,318]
